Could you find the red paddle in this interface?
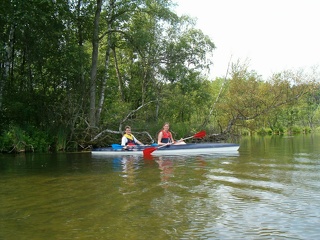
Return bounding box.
[143,130,206,156]
[143,143,171,156]
[179,130,206,141]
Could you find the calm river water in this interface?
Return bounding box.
[1,134,320,240]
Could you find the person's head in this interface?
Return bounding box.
[124,126,131,134]
[163,122,170,130]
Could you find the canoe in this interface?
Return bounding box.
[91,143,240,156]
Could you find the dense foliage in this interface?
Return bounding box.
[1,0,319,152]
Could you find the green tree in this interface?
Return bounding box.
[214,62,315,135]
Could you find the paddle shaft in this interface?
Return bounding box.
[178,135,193,141]
[143,130,206,156]
[143,143,171,156]
[176,130,206,142]
[152,142,171,149]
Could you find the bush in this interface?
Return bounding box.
[0,125,51,153]
[240,129,250,136]
[257,127,273,135]
[0,126,33,153]
[272,126,285,135]
[302,127,312,133]
[288,126,302,134]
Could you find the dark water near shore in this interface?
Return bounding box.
[1,134,320,239]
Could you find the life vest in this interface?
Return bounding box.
[161,130,172,143]
[123,133,136,146]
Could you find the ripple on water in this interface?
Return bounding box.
[186,154,320,239]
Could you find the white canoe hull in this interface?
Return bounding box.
[91,143,240,156]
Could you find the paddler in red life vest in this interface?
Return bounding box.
[157,122,185,146]
[121,126,144,149]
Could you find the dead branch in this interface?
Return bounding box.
[8,141,34,153]
[91,129,121,142]
[90,100,157,143]
[118,100,156,132]
[202,55,232,127]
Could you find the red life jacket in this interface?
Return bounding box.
[161,130,172,143]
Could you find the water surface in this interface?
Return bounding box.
[1,134,320,239]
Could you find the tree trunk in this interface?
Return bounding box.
[112,46,125,102]
[96,0,115,124]
[89,0,102,128]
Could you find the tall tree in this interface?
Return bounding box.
[89,0,102,128]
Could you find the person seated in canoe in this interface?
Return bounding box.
[157,122,186,146]
[121,125,144,149]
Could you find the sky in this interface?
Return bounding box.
[173,0,320,79]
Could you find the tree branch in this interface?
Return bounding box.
[90,100,158,143]
[119,100,157,131]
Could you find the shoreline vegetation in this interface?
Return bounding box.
[1,1,319,154]
[0,125,316,154]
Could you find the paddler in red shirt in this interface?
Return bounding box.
[157,122,185,146]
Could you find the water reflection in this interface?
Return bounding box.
[1,134,320,239]
[156,157,174,187]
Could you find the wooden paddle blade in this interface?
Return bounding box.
[194,130,206,138]
[143,147,157,156]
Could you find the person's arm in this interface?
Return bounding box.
[133,135,143,145]
[121,136,127,146]
[170,134,175,144]
[157,131,164,145]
